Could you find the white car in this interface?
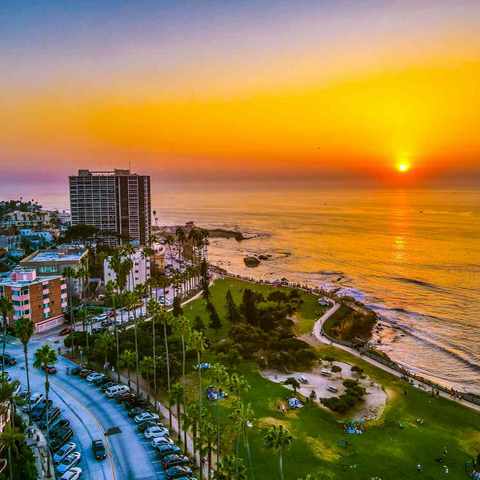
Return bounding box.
[59,467,82,480]
[30,392,44,406]
[134,412,160,424]
[105,385,129,398]
[86,372,104,382]
[144,425,169,439]
[151,436,174,448]
[56,452,81,475]
[53,442,77,464]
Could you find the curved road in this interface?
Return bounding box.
[6,335,165,479]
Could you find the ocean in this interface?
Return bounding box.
[154,187,480,394]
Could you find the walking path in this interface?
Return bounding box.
[311,303,480,414]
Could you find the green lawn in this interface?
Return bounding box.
[183,278,480,480]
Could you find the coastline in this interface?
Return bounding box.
[210,264,480,412]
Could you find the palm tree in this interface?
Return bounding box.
[170,382,184,444]
[33,343,57,471]
[119,350,136,389]
[94,332,114,372]
[63,266,76,345]
[263,425,293,480]
[200,417,217,479]
[214,455,247,480]
[14,317,34,422]
[125,290,141,395]
[230,400,255,479]
[175,226,186,265]
[140,356,154,401]
[161,310,174,428]
[147,298,161,394]
[105,279,121,380]
[0,425,23,480]
[0,297,13,373]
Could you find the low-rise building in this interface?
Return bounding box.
[0,267,67,332]
[151,243,165,274]
[20,245,88,295]
[104,249,150,291]
[0,210,53,229]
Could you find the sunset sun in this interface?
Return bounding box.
[396,159,412,173]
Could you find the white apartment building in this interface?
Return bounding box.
[104,250,151,291]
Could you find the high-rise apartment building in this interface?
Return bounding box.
[69,169,151,245]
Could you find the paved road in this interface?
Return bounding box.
[5,335,165,479]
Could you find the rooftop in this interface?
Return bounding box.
[22,246,87,264]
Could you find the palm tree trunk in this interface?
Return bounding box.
[45,371,52,477]
[133,313,140,396]
[163,321,172,428]
[176,402,181,442]
[279,452,284,480]
[2,320,7,374]
[245,431,255,480]
[152,317,157,394]
[23,344,32,424]
[7,444,13,480]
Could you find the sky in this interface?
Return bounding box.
[1,0,479,193]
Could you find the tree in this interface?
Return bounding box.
[147,298,161,394]
[33,343,57,473]
[170,382,184,444]
[225,290,241,324]
[125,290,141,395]
[230,400,255,477]
[105,280,121,381]
[161,311,175,428]
[263,425,293,480]
[193,315,205,332]
[14,317,34,422]
[200,259,210,299]
[199,417,217,478]
[172,296,183,318]
[240,289,258,326]
[0,425,24,480]
[284,377,301,395]
[208,303,222,331]
[140,356,155,400]
[119,350,136,388]
[214,455,247,480]
[94,332,114,371]
[0,297,13,373]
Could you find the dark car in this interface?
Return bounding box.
[42,365,57,374]
[156,444,181,458]
[162,454,190,470]
[38,407,61,429]
[49,428,73,451]
[101,382,116,392]
[0,353,16,366]
[50,419,70,435]
[79,368,92,378]
[115,392,133,403]
[166,466,193,479]
[58,327,72,336]
[127,407,144,418]
[92,439,106,460]
[69,366,82,375]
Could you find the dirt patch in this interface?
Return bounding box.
[261,362,387,421]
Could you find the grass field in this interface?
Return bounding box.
[183,278,480,480]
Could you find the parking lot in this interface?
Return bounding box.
[6,335,169,479]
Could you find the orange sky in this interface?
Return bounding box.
[1,1,479,186]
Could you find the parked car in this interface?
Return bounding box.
[101,381,116,392]
[79,368,93,378]
[86,372,104,383]
[144,425,169,439]
[92,439,106,460]
[115,391,134,403]
[297,375,308,384]
[162,454,190,470]
[151,436,174,448]
[166,465,193,479]
[156,443,181,458]
[30,392,45,407]
[70,366,82,375]
[0,353,16,366]
[59,327,72,336]
[50,428,74,452]
[134,412,159,424]
[137,420,160,433]
[53,442,77,464]
[327,385,338,393]
[38,407,61,428]
[127,407,144,418]
[42,365,57,374]
[105,385,129,398]
[59,467,82,480]
[55,451,81,475]
[51,419,71,437]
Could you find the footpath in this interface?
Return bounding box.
[312,302,480,414]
